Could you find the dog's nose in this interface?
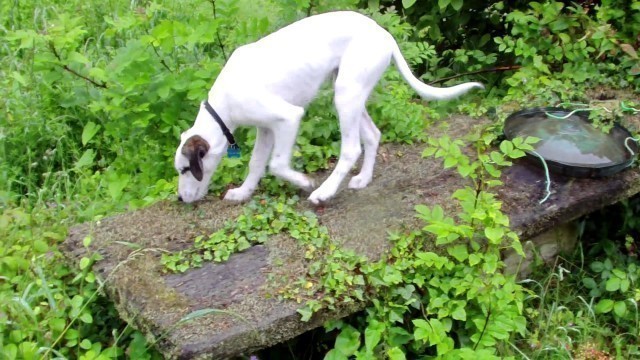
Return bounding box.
[177,195,184,202]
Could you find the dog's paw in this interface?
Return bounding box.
[308,187,335,205]
[348,175,371,190]
[301,177,316,192]
[223,187,253,202]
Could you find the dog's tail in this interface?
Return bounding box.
[391,42,484,101]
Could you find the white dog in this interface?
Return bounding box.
[175,11,483,204]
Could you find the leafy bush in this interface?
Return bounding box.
[497,1,640,105]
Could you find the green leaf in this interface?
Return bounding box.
[365,321,384,353]
[107,174,130,200]
[79,339,92,350]
[509,149,526,158]
[335,325,360,356]
[614,301,627,318]
[81,122,101,146]
[401,0,417,8]
[68,51,91,65]
[127,332,151,360]
[591,261,605,272]
[432,205,444,221]
[451,0,463,11]
[49,318,66,333]
[422,146,437,157]
[447,245,468,262]
[324,349,347,360]
[413,319,430,343]
[3,344,16,360]
[387,347,406,360]
[483,253,499,274]
[429,318,445,344]
[33,239,49,253]
[438,0,450,10]
[582,277,597,289]
[415,204,431,218]
[18,342,38,360]
[79,312,93,324]
[489,151,507,165]
[468,253,482,266]
[388,326,412,347]
[483,163,502,178]
[499,140,514,155]
[620,278,630,292]
[595,299,614,314]
[443,156,457,168]
[65,328,79,340]
[382,265,403,284]
[79,257,91,270]
[605,277,620,292]
[70,295,84,310]
[484,227,504,244]
[612,268,626,279]
[74,149,95,169]
[83,236,92,248]
[452,306,467,321]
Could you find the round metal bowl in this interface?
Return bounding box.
[503,107,638,178]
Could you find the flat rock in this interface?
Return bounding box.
[61,115,640,359]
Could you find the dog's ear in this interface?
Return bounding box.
[181,135,210,181]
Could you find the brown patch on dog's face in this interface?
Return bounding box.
[181,135,210,181]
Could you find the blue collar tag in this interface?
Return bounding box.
[227,144,241,158]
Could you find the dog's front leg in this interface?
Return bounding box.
[268,119,316,191]
[224,127,274,202]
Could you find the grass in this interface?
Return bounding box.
[517,207,640,359]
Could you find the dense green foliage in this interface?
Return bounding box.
[1,0,639,358]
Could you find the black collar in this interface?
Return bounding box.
[203,100,236,145]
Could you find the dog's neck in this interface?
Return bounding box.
[193,100,235,155]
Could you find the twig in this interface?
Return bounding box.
[150,42,173,72]
[48,42,108,89]
[210,0,228,62]
[428,65,521,85]
[307,0,315,17]
[473,299,492,350]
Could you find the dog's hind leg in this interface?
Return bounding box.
[224,127,274,202]
[309,41,390,204]
[308,88,364,204]
[348,110,381,189]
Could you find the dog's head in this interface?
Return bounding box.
[174,127,225,203]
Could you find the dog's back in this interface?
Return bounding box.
[211,12,393,108]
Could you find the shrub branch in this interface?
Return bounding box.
[150,42,173,72]
[210,0,228,62]
[48,42,108,89]
[429,65,521,85]
[307,0,315,17]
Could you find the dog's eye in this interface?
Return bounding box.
[180,167,190,175]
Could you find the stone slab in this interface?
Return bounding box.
[61,115,640,359]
